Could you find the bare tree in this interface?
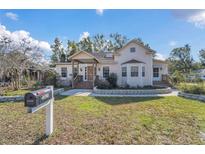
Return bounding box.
[0,33,46,90]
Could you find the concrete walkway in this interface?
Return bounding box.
[60,89,179,97]
[61,89,93,96]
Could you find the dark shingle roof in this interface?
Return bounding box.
[89,51,113,60]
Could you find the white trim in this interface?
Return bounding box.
[67,50,101,62]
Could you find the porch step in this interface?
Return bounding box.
[74,81,93,89]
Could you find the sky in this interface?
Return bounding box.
[0,9,205,61]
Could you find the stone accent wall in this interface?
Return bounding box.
[93,87,172,95]
[0,96,24,102]
[178,92,205,102]
[0,88,64,103]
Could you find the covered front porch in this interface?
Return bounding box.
[68,51,100,89]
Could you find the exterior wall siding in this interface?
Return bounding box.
[113,42,153,87]
[55,64,72,80]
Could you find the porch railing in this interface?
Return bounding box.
[74,75,83,83]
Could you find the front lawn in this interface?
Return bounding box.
[1,96,205,144]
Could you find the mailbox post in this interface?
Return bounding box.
[46,86,53,136]
[24,86,54,136]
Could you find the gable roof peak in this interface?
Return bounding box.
[114,38,156,54]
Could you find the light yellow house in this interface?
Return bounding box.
[55,39,168,88]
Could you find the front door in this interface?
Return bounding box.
[87,66,93,81]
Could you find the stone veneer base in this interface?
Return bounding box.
[93,87,172,95]
[178,91,205,102]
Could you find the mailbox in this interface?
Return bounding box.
[24,88,52,107]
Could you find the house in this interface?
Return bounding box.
[191,69,205,80]
[0,66,43,87]
[197,69,205,80]
[55,39,168,89]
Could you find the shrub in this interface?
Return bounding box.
[107,73,117,88]
[42,70,58,87]
[192,77,204,83]
[177,82,205,95]
[32,81,43,89]
[124,83,130,89]
[170,71,185,85]
[95,79,110,89]
[56,78,71,87]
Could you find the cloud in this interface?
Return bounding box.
[172,10,205,28]
[79,32,90,41]
[169,41,177,47]
[5,12,18,21]
[38,41,51,51]
[0,24,51,63]
[154,53,166,61]
[96,9,104,15]
[0,24,10,36]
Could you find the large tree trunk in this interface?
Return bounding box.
[18,72,21,89]
[10,69,21,90]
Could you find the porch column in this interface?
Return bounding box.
[77,61,79,75]
[93,61,97,88]
[37,71,40,81]
[72,59,74,88]
[92,62,95,88]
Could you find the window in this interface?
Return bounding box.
[61,67,67,77]
[142,66,145,77]
[130,47,136,52]
[103,67,109,79]
[153,68,159,77]
[131,66,138,77]
[122,67,127,77]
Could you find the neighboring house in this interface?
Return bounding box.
[55,39,168,88]
[191,69,205,80]
[0,66,43,85]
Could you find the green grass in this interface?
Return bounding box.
[3,89,31,96]
[1,96,205,144]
